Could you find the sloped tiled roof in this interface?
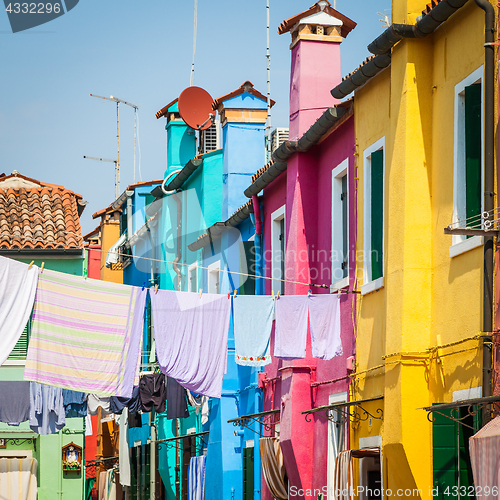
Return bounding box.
[278,1,356,38]
[155,98,179,119]
[0,172,84,250]
[212,81,275,110]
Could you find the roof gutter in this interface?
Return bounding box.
[244,105,349,197]
[188,202,254,252]
[331,0,470,99]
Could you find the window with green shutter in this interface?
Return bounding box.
[8,319,30,360]
[370,149,384,281]
[243,446,254,500]
[432,405,479,499]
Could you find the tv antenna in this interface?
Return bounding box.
[89,94,139,199]
[377,10,391,27]
[83,156,118,199]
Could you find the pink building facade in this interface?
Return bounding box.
[245,2,358,499]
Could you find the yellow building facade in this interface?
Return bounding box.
[351,0,497,498]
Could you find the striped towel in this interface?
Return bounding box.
[24,270,146,397]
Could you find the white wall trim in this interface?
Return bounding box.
[453,386,482,402]
[208,260,220,294]
[452,65,484,246]
[360,276,384,296]
[271,205,286,295]
[363,137,385,285]
[449,235,483,258]
[332,158,349,286]
[188,262,198,293]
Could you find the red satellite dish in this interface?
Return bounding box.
[178,86,215,131]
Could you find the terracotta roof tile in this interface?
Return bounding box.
[155,98,179,120]
[0,177,84,250]
[422,0,444,16]
[213,81,275,110]
[278,1,356,38]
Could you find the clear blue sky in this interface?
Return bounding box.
[0,0,391,234]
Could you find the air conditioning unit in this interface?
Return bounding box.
[271,127,289,153]
[201,120,221,154]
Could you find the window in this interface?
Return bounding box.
[188,263,198,293]
[362,138,385,294]
[332,159,349,290]
[208,261,220,294]
[452,66,483,251]
[271,206,286,295]
[8,320,30,360]
[327,392,347,497]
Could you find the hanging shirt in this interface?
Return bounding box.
[0,256,39,366]
[140,373,166,413]
[87,395,112,416]
[0,381,30,426]
[29,382,65,435]
[151,290,231,399]
[166,376,189,420]
[233,295,274,366]
[24,269,146,397]
[62,389,87,418]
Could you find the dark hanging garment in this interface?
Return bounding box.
[128,411,143,428]
[166,376,189,420]
[0,381,30,425]
[139,373,166,413]
[62,389,87,418]
[110,386,141,415]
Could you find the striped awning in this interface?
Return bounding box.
[0,458,37,500]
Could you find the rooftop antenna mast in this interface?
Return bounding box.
[265,0,272,161]
[83,156,118,199]
[190,0,198,86]
[90,94,139,198]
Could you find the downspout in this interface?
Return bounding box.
[474,0,495,424]
[253,387,263,500]
[173,193,182,291]
[251,195,264,296]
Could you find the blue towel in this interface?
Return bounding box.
[62,389,87,418]
[233,295,274,366]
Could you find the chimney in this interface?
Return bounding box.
[278,0,356,139]
[213,81,274,218]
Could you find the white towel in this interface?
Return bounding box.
[274,295,309,358]
[0,256,38,365]
[308,295,342,360]
[119,408,131,487]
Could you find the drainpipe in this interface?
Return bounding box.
[474,0,495,424]
[253,386,263,500]
[251,196,264,295]
[173,193,182,291]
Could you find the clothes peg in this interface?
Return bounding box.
[142,282,145,291]
[271,290,274,299]
[227,290,230,299]
[233,289,238,298]
[154,284,159,294]
[277,291,280,299]
[307,289,312,297]
[28,261,34,269]
[40,262,45,273]
[199,288,203,298]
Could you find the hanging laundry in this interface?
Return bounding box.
[110,386,141,415]
[0,256,38,366]
[233,295,274,366]
[151,290,231,399]
[188,455,206,500]
[24,269,147,397]
[29,382,65,435]
[128,412,143,429]
[87,395,112,416]
[166,376,189,420]
[259,437,288,500]
[186,392,209,425]
[0,457,38,500]
[140,373,166,413]
[98,470,108,500]
[85,413,93,436]
[308,294,342,360]
[119,408,131,487]
[0,381,30,426]
[62,389,87,418]
[274,295,309,358]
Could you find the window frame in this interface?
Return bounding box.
[271,205,286,295]
[451,65,484,254]
[362,137,385,295]
[327,392,348,497]
[188,262,198,293]
[331,159,349,291]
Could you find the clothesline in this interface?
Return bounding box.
[0,231,360,293]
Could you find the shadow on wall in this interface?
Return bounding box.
[384,443,422,499]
